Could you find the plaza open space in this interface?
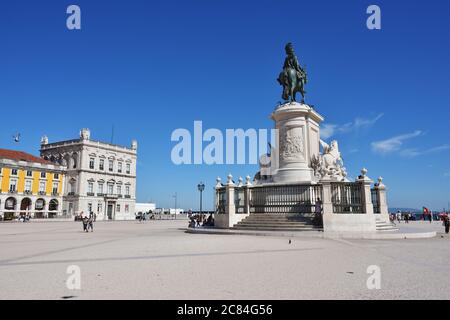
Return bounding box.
[0,220,449,300]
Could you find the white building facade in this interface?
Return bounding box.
[40,129,137,220]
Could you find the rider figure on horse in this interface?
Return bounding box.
[278,42,308,103]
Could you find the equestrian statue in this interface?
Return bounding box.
[277,42,308,103]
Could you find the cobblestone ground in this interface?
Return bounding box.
[0,220,449,300]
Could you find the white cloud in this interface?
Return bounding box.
[320,113,383,139]
[400,145,450,158]
[371,130,423,154]
[320,124,337,139]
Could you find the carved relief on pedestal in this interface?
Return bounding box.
[280,126,305,162]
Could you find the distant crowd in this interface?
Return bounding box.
[390,210,449,234]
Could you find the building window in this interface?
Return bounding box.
[97,203,102,214]
[107,183,114,195]
[52,182,59,194]
[39,181,46,193]
[118,162,122,173]
[98,183,104,194]
[117,185,121,195]
[54,173,59,179]
[40,172,46,178]
[89,158,95,169]
[126,163,130,174]
[116,204,121,212]
[26,170,32,177]
[125,205,129,213]
[11,169,18,176]
[99,159,104,171]
[108,159,114,172]
[88,203,92,213]
[69,181,76,193]
[125,185,130,196]
[9,179,17,192]
[88,182,94,194]
[24,180,32,193]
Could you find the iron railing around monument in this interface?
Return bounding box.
[371,188,380,214]
[217,187,226,214]
[234,187,246,214]
[249,184,322,214]
[331,182,364,213]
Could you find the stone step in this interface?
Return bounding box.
[235,222,311,228]
[375,221,399,231]
[244,216,313,220]
[242,219,312,224]
[233,213,318,232]
[233,225,318,231]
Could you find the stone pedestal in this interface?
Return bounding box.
[271,102,324,183]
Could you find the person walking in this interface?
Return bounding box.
[396,211,401,223]
[88,212,94,232]
[82,216,89,232]
[443,215,449,234]
[404,212,409,224]
[314,198,323,227]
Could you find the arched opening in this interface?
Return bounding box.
[35,198,45,218]
[48,199,59,218]
[4,197,17,220]
[5,197,17,210]
[20,198,32,216]
[49,199,59,211]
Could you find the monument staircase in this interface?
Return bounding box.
[232,213,321,232]
[375,219,399,232]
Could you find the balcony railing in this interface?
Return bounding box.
[67,192,75,196]
[97,193,105,197]
[124,195,131,198]
[38,191,46,196]
[87,192,95,196]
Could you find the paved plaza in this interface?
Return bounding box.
[0,220,449,300]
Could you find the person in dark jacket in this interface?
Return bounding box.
[444,215,450,234]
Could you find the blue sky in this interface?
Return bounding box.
[1,0,449,211]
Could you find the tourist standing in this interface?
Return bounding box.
[314,198,323,227]
[396,211,401,223]
[404,212,409,224]
[443,215,450,234]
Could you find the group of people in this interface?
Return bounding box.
[188,213,214,228]
[17,214,31,222]
[390,211,413,224]
[80,211,95,232]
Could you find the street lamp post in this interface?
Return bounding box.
[197,182,205,218]
[173,192,177,220]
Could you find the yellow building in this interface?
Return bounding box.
[0,149,65,220]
